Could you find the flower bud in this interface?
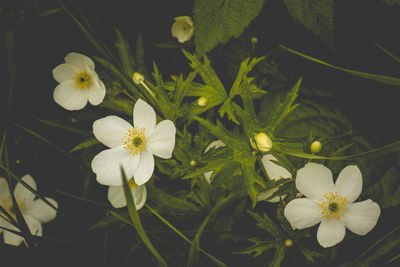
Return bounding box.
[132,72,145,84]
[251,37,258,44]
[197,96,208,107]
[284,239,293,247]
[190,160,197,167]
[252,132,273,152]
[310,140,322,153]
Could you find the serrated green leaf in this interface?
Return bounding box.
[283,0,335,49]
[269,244,287,267]
[114,28,136,76]
[193,0,265,57]
[236,239,277,257]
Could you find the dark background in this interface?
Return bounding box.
[1,0,399,265]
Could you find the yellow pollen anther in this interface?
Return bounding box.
[318,192,348,219]
[0,197,26,220]
[122,127,146,155]
[128,178,137,189]
[73,71,93,89]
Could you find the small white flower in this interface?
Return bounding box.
[203,140,226,184]
[0,175,58,246]
[257,154,292,203]
[108,178,147,209]
[171,16,194,43]
[52,52,106,110]
[284,163,381,248]
[91,99,176,186]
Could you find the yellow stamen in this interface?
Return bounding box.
[319,192,348,219]
[0,197,26,220]
[73,71,93,89]
[122,127,146,155]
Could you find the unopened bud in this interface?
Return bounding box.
[197,96,208,107]
[251,37,258,44]
[251,132,273,152]
[310,141,322,153]
[284,239,293,247]
[132,72,145,84]
[190,160,197,167]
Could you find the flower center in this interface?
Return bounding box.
[0,197,26,220]
[73,71,93,89]
[123,127,146,155]
[319,192,348,219]
[128,178,137,189]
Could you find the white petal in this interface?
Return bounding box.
[25,215,43,237]
[53,80,89,110]
[88,79,106,105]
[14,174,37,204]
[341,199,381,236]
[91,147,139,186]
[284,198,322,229]
[146,120,176,159]
[261,154,292,181]
[204,140,225,153]
[0,177,11,199]
[296,163,335,201]
[3,216,42,246]
[317,218,346,248]
[93,116,132,148]
[203,171,213,184]
[335,165,362,203]
[3,225,24,246]
[24,197,58,223]
[65,52,95,70]
[108,184,147,210]
[133,149,154,185]
[133,99,156,130]
[52,63,77,83]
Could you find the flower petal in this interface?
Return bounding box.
[88,79,106,105]
[146,120,176,159]
[296,163,335,201]
[53,80,89,110]
[261,154,292,181]
[91,147,139,186]
[335,165,362,203]
[133,99,156,130]
[3,216,42,246]
[14,174,37,204]
[108,184,147,210]
[52,63,77,83]
[24,197,58,223]
[204,140,226,153]
[284,198,322,229]
[317,218,346,248]
[341,199,381,236]
[0,177,11,199]
[64,52,94,70]
[133,149,154,185]
[93,116,132,148]
[3,225,24,246]
[257,187,286,203]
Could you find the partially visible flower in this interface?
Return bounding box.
[132,72,145,84]
[171,16,194,43]
[0,175,58,246]
[108,178,147,209]
[251,132,273,153]
[52,52,106,110]
[203,140,226,184]
[257,154,292,203]
[311,140,322,153]
[91,99,176,186]
[284,163,381,248]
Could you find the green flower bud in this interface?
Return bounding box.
[132,72,145,84]
[197,96,208,107]
[190,160,197,167]
[284,239,293,247]
[251,37,258,44]
[311,140,322,153]
[251,132,273,152]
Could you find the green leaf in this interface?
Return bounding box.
[99,95,134,116]
[366,166,400,208]
[269,244,287,267]
[280,45,400,86]
[69,137,99,153]
[283,0,335,49]
[120,167,168,267]
[193,0,265,57]
[36,118,91,136]
[236,239,277,257]
[114,28,136,76]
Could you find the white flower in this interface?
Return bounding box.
[257,154,292,203]
[203,140,226,184]
[171,16,194,43]
[0,175,58,246]
[284,163,381,248]
[52,52,106,110]
[108,178,147,209]
[91,99,176,186]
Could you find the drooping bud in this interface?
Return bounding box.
[132,72,145,84]
[197,96,208,107]
[310,140,322,153]
[251,132,273,152]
